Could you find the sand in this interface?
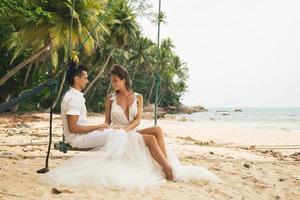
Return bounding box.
[0,112,299,200]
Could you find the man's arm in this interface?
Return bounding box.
[67,115,107,134]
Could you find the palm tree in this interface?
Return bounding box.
[172,55,188,82]
[109,0,138,48]
[84,0,139,94]
[146,38,174,105]
[127,34,156,82]
[0,0,106,86]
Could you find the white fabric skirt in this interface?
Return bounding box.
[42,129,220,189]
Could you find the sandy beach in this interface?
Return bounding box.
[0,112,299,200]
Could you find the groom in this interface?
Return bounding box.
[61,62,109,148]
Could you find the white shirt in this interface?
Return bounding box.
[61,87,88,146]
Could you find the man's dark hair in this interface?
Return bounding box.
[66,60,88,85]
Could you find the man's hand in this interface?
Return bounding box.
[97,124,108,131]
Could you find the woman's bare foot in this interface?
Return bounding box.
[163,165,173,180]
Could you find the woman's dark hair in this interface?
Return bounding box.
[109,64,131,90]
[66,60,88,85]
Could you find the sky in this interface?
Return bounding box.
[137,0,300,107]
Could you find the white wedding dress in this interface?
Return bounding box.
[44,93,220,189]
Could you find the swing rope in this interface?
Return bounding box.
[154,0,162,126]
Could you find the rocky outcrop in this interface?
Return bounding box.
[177,105,207,114]
[142,105,166,120]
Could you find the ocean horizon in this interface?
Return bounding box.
[176,107,300,132]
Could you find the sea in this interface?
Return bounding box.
[176,107,300,132]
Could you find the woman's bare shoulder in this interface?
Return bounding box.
[107,93,116,101]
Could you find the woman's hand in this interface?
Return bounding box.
[97,124,109,131]
[113,125,122,130]
[112,126,127,134]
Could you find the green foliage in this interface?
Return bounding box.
[0,0,189,113]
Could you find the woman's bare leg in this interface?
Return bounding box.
[139,126,167,158]
[142,134,173,180]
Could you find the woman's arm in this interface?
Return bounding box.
[104,96,112,127]
[124,95,143,132]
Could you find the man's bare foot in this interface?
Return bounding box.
[163,165,173,180]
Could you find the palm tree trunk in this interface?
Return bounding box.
[106,80,112,96]
[24,63,33,86]
[52,69,67,109]
[5,94,11,102]
[146,76,155,105]
[87,86,97,104]
[0,43,51,86]
[84,50,114,95]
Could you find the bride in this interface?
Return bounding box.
[44,64,220,189]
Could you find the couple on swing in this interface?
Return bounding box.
[45,63,219,189]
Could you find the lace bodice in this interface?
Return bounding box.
[109,92,140,129]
